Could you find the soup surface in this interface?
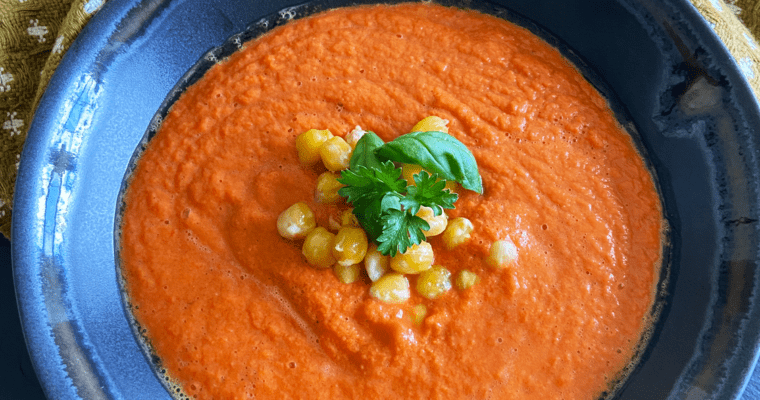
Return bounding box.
[120,4,663,400]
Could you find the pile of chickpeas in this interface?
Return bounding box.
[277,117,518,305]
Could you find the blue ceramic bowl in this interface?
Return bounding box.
[13,0,760,399]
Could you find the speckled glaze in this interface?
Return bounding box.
[11,0,760,399]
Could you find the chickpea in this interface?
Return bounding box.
[328,213,342,231]
[486,239,518,268]
[327,209,360,231]
[416,265,452,299]
[344,126,366,148]
[340,209,360,228]
[315,172,344,204]
[401,163,457,193]
[416,206,448,237]
[296,129,333,166]
[455,270,479,290]
[334,263,361,284]
[390,241,434,274]
[302,227,336,268]
[442,217,474,249]
[412,116,449,133]
[277,202,316,240]
[369,273,410,303]
[364,244,389,282]
[332,227,368,267]
[401,164,424,185]
[444,180,459,194]
[320,136,352,171]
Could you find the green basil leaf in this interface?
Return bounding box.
[349,131,385,171]
[375,131,483,193]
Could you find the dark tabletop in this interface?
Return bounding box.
[1,235,45,400]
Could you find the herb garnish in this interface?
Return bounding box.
[376,131,483,193]
[348,131,385,171]
[338,130,481,256]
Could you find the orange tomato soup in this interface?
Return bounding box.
[120,4,663,400]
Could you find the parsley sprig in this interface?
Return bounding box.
[339,161,457,256]
[338,162,407,241]
[338,130,479,256]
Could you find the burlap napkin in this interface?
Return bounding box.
[0,0,758,239]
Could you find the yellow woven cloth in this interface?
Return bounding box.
[0,0,106,238]
[0,0,758,239]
